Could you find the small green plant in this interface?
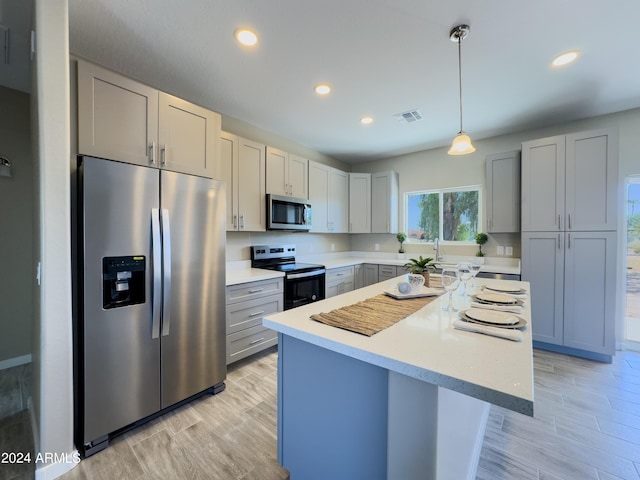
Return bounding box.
[475,232,488,257]
[404,255,435,274]
[396,232,407,253]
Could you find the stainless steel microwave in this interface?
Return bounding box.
[267,194,312,231]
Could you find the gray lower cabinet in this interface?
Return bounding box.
[326,266,355,298]
[226,277,283,364]
[522,231,616,357]
[378,264,408,282]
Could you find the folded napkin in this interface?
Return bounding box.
[470,301,523,314]
[453,319,523,342]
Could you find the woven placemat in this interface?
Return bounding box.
[310,293,439,336]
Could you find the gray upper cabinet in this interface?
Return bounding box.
[78,60,158,167]
[266,147,309,199]
[78,60,221,178]
[486,151,521,233]
[221,132,266,232]
[349,173,371,233]
[521,129,618,232]
[308,161,348,233]
[371,171,399,234]
[521,135,566,231]
[565,130,618,231]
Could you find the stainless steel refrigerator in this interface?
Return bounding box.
[75,156,226,457]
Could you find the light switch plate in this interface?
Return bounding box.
[497,246,504,256]
[505,246,513,256]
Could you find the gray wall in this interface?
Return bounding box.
[0,86,33,365]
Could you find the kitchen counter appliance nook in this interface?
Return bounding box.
[74,156,226,457]
[251,244,325,310]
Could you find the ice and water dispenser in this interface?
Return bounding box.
[102,256,145,309]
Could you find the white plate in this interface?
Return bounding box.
[475,292,519,304]
[464,308,519,325]
[383,286,443,299]
[459,312,528,330]
[483,285,526,294]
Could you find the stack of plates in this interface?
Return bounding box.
[459,308,527,329]
[472,292,524,306]
[483,284,527,295]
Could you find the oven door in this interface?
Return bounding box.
[284,270,325,310]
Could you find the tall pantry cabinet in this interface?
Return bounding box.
[521,128,618,360]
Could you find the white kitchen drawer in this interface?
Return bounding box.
[326,266,354,283]
[226,277,283,304]
[227,294,283,334]
[227,324,278,364]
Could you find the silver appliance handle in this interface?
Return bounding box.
[161,209,172,336]
[287,269,325,280]
[151,208,162,339]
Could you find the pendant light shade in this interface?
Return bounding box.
[448,132,475,155]
[448,24,475,156]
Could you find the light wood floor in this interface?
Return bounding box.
[55,347,640,480]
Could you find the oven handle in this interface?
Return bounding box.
[287,269,325,280]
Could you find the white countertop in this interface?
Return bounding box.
[226,251,520,285]
[263,277,534,416]
[226,260,284,285]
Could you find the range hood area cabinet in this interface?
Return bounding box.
[521,128,618,360]
[221,132,266,232]
[371,171,399,234]
[486,151,521,233]
[308,161,349,233]
[266,146,309,199]
[77,60,221,179]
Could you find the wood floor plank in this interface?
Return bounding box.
[477,441,539,480]
[598,417,640,445]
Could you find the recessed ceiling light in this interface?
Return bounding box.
[360,116,374,125]
[552,50,579,67]
[235,28,258,47]
[314,84,331,95]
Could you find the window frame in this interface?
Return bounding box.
[404,184,482,244]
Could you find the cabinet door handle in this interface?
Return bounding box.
[249,310,266,317]
[240,214,244,229]
[161,144,167,166]
[250,337,265,345]
[233,214,238,229]
[558,214,561,230]
[557,234,561,250]
[336,272,344,276]
[568,213,572,230]
[567,233,571,249]
[149,142,156,165]
[248,288,264,293]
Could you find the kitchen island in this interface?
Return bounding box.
[263,277,533,480]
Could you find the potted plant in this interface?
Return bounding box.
[404,255,435,287]
[396,232,407,258]
[475,232,488,257]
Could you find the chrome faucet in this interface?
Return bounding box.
[433,238,443,262]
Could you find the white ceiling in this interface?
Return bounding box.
[8,1,640,163]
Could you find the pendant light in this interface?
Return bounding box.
[448,24,476,155]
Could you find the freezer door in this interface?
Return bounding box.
[80,157,161,444]
[160,171,226,407]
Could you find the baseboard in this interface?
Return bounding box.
[34,450,80,480]
[28,396,39,459]
[0,354,32,370]
[533,341,613,363]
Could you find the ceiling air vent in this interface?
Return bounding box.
[393,109,423,124]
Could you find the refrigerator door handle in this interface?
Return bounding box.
[151,208,162,339]
[161,208,172,337]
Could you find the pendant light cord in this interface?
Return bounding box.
[457,35,463,133]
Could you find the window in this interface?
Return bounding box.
[405,186,481,242]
